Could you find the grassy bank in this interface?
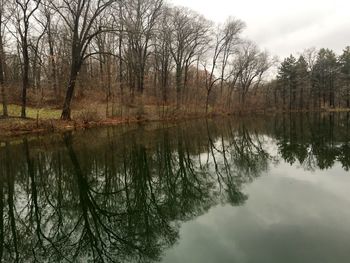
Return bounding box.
[1,103,349,139]
[0,103,222,139]
[1,104,61,118]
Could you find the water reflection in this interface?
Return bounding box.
[0,113,349,262]
[274,113,350,170]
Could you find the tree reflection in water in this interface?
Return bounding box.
[0,113,349,262]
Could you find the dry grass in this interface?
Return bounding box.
[0,95,225,139]
[0,104,61,119]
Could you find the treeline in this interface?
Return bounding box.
[265,47,350,111]
[0,0,273,120]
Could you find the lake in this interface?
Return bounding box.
[0,113,350,262]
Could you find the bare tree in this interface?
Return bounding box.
[50,0,117,120]
[0,0,292,119]
[0,0,8,117]
[12,0,42,118]
[41,1,58,96]
[30,16,47,97]
[236,41,270,110]
[153,6,172,104]
[169,7,210,108]
[203,18,244,113]
[219,18,245,94]
[122,0,163,94]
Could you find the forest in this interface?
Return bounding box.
[0,0,350,127]
[272,47,350,111]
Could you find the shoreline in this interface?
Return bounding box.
[1,108,350,140]
[0,113,221,140]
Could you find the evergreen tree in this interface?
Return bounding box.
[312,49,338,108]
[339,46,350,108]
[277,55,297,110]
[295,55,309,110]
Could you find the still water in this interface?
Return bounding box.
[0,113,350,262]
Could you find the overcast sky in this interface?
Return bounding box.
[170,0,350,59]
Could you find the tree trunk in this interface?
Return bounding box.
[48,33,58,96]
[0,85,6,117]
[0,59,7,118]
[21,41,30,118]
[176,65,182,109]
[205,89,210,114]
[282,86,286,110]
[119,27,123,99]
[183,64,189,105]
[0,7,7,117]
[300,87,304,110]
[162,66,168,103]
[61,73,78,120]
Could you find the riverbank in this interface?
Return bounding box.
[0,103,225,139]
[0,117,134,138]
[1,103,350,139]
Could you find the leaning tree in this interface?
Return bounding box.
[50,0,117,120]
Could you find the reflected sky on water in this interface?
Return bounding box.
[0,113,349,262]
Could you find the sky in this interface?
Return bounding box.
[170,0,350,60]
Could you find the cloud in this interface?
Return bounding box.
[162,166,350,263]
[170,0,350,58]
